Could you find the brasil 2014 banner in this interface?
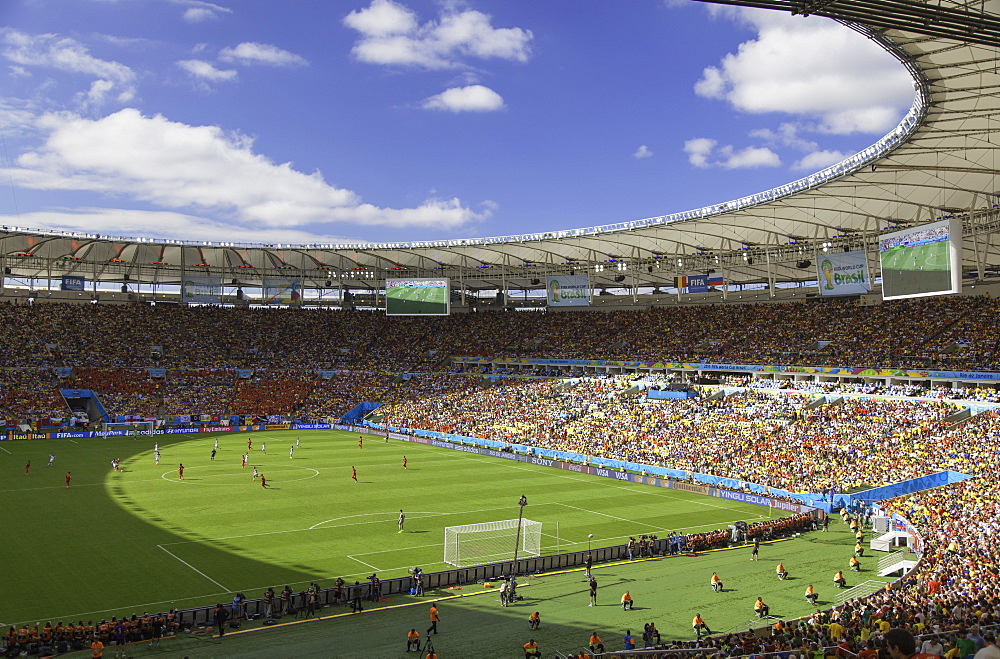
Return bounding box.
[263,278,302,306]
[817,250,871,296]
[546,275,590,307]
[181,275,222,304]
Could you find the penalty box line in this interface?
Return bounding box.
[157,503,562,548]
[343,504,767,562]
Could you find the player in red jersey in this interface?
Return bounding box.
[178,464,185,480]
[351,466,358,482]
[65,472,72,487]
[261,474,269,488]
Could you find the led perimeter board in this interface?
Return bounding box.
[879,219,961,301]
[385,278,450,316]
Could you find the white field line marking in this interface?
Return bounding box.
[157,544,230,592]
[16,516,765,628]
[159,466,320,486]
[347,555,381,571]
[554,502,651,526]
[162,504,560,547]
[344,515,766,559]
[426,447,751,513]
[308,504,562,531]
[0,444,12,454]
[160,491,766,551]
[69,440,78,444]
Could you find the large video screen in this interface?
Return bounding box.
[385,278,450,316]
[879,219,961,300]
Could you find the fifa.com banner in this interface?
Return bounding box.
[817,249,871,296]
[546,275,590,307]
[181,275,222,304]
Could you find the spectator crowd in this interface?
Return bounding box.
[1,297,1000,657]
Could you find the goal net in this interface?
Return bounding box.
[443,519,542,568]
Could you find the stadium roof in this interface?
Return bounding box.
[2,0,1000,295]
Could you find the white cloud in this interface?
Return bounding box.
[721,145,780,169]
[177,59,237,82]
[175,1,233,23]
[343,0,418,37]
[684,137,780,169]
[11,109,491,230]
[422,85,504,112]
[819,107,903,135]
[748,123,817,152]
[792,149,850,171]
[184,8,216,23]
[0,29,136,107]
[0,99,39,137]
[219,42,308,67]
[694,9,913,134]
[684,137,716,168]
[0,209,366,244]
[633,145,653,159]
[78,79,115,108]
[344,0,533,70]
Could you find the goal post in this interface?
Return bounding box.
[443,519,542,568]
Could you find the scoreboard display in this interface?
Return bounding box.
[385,278,450,316]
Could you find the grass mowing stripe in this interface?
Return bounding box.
[1,430,776,625]
[429,448,755,512]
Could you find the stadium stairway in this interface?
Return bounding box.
[60,389,110,423]
[876,549,918,577]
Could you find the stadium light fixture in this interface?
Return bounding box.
[512,494,528,577]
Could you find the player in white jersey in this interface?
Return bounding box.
[154,450,161,465]
[47,454,55,467]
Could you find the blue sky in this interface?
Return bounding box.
[0,0,914,245]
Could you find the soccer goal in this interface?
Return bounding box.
[443,519,543,568]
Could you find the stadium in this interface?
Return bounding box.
[3,1,1000,658]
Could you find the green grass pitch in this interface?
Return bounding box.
[880,239,949,271]
[117,527,878,658]
[0,431,885,656]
